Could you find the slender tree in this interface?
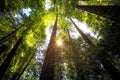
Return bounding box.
[70,18,94,46]
[76,5,120,21]
[0,45,9,56]
[40,15,58,80]
[0,37,23,80]
[70,18,120,80]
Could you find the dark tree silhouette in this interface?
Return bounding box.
[76,5,120,21]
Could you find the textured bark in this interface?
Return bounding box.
[40,15,58,80]
[0,37,22,80]
[76,5,120,21]
[70,18,120,80]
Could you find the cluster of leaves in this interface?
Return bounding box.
[0,0,120,80]
[0,0,47,79]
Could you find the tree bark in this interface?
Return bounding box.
[40,15,58,80]
[0,37,23,80]
[76,5,120,21]
[70,18,120,80]
[70,18,94,46]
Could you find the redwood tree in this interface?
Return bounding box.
[40,15,58,80]
[76,5,120,21]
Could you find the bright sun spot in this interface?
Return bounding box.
[57,39,62,46]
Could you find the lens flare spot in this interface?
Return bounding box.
[57,39,62,46]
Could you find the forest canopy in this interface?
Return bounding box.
[0,0,120,80]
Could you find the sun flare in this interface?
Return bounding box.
[57,39,62,46]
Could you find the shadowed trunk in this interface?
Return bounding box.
[98,51,120,80]
[76,5,120,21]
[0,37,23,80]
[0,0,5,12]
[40,15,58,80]
[70,18,120,80]
[0,45,9,56]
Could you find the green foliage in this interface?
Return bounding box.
[0,0,120,80]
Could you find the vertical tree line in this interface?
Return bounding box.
[40,15,58,80]
[0,0,120,80]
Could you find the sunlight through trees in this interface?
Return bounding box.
[0,0,120,80]
[56,39,63,46]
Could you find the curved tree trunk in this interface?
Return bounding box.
[40,15,58,80]
[76,5,120,21]
[70,18,120,80]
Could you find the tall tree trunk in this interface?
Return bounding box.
[76,5,120,21]
[0,37,23,80]
[40,15,58,80]
[0,0,5,12]
[70,18,94,46]
[70,18,120,80]
[0,45,9,57]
